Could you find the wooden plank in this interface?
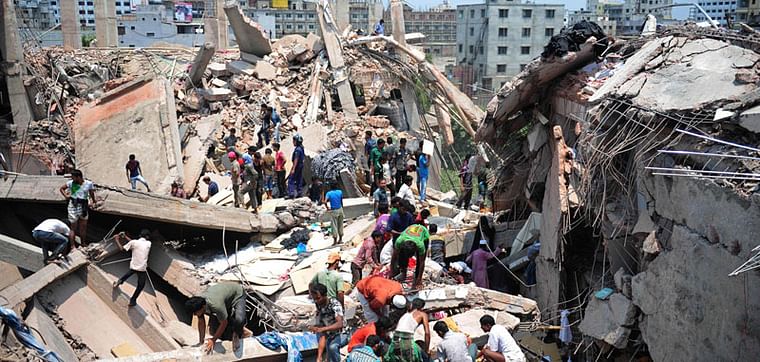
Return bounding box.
[0,233,45,272]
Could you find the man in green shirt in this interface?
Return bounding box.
[310,252,346,307]
[185,282,248,353]
[370,138,386,191]
[391,224,429,289]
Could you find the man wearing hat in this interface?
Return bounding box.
[228,152,242,207]
[311,252,346,307]
[113,229,152,307]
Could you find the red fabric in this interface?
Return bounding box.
[356,275,403,312]
[347,323,376,352]
[275,150,286,171]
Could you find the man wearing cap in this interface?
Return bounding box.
[228,152,242,207]
[391,224,430,288]
[113,229,152,307]
[311,252,346,307]
[353,275,403,323]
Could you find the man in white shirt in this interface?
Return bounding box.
[478,315,526,362]
[397,175,415,204]
[32,219,74,264]
[113,229,152,307]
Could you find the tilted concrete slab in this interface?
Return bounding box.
[75,77,183,193]
[224,5,272,57]
[0,175,261,233]
[99,337,289,362]
[182,114,222,195]
[147,244,206,298]
[0,233,45,272]
[25,299,79,362]
[0,249,88,308]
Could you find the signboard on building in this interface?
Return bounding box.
[272,0,288,9]
[175,2,193,23]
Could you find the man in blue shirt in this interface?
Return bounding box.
[200,176,219,202]
[388,201,413,241]
[418,151,429,202]
[287,134,306,199]
[373,19,385,36]
[325,182,345,244]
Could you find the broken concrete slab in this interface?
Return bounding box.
[182,114,222,195]
[738,104,760,133]
[342,197,373,219]
[187,42,215,88]
[255,61,277,81]
[203,87,233,102]
[0,249,88,308]
[166,320,197,347]
[0,233,45,272]
[97,337,294,362]
[0,175,262,233]
[224,5,272,58]
[208,62,229,78]
[227,60,256,76]
[578,293,635,349]
[75,77,183,193]
[316,2,358,121]
[0,261,23,291]
[26,299,80,362]
[148,244,206,298]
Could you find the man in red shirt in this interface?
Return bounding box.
[273,142,287,198]
[353,275,403,323]
[347,316,392,352]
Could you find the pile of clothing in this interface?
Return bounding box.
[280,228,311,250]
[542,20,608,59]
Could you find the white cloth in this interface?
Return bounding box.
[66,180,94,199]
[383,163,392,183]
[380,240,393,265]
[124,237,152,272]
[33,219,70,235]
[395,312,418,334]
[487,325,526,362]
[397,183,414,203]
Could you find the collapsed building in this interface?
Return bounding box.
[476,23,760,360]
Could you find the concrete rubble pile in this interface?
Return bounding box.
[476,23,760,361]
[0,3,517,362]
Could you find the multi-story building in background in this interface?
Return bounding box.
[455,0,565,98]
[567,9,617,35]
[689,1,737,25]
[248,0,383,38]
[401,2,457,58]
[736,0,760,24]
[585,0,673,34]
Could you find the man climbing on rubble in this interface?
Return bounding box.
[257,104,279,148]
[170,180,187,199]
[353,275,403,323]
[373,19,385,36]
[32,218,74,265]
[228,152,242,207]
[364,131,376,191]
[287,134,305,199]
[311,252,346,307]
[418,149,429,203]
[273,142,286,198]
[112,229,151,307]
[309,282,349,362]
[352,230,383,285]
[59,169,95,245]
[391,223,429,289]
[478,315,525,362]
[455,155,473,210]
[185,282,250,354]
[125,154,151,192]
[325,182,345,244]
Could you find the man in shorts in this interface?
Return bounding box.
[59,169,96,245]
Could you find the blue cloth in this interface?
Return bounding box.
[292,146,305,175]
[257,331,318,362]
[242,153,253,165]
[347,344,382,362]
[271,109,281,125]
[418,154,429,178]
[207,181,219,197]
[559,309,573,344]
[325,189,344,210]
[322,332,349,362]
[0,306,63,362]
[374,22,385,35]
[365,139,376,157]
[389,211,413,235]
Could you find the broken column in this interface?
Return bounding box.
[60,0,81,49]
[0,0,33,136]
[205,0,228,50]
[389,0,421,131]
[94,0,118,47]
[187,42,216,88]
[329,0,350,32]
[316,2,359,120]
[223,4,272,60]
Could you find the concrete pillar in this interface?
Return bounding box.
[60,0,81,48]
[389,0,421,131]
[0,0,34,139]
[330,0,350,31]
[205,0,228,50]
[94,0,118,47]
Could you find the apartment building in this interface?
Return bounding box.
[456,0,565,92]
[586,0,673,34]
[689,1,737,25]
[248,0,383,38]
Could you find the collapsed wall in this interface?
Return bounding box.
[479,27,760,360]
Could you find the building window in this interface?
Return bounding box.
[481,9,486,17]
[470,27,474,36]
[146,32,155,37]
[130,26,135,30]
[522,28,531,37]
[546,9,556,18]
[521,46,530,54]
[522,9,532,18]
[498,46,507,54]
[498,27,508,37]
[470,9,475,18]
[520,64,527,71]
[458,44,463,53]
[499,9,509,18]
[458,10,463,19]
[117,26,125,35]
[469,45,474,54]
[497,64,507,73]
[479,46,484,54]
[545,28,555,36]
